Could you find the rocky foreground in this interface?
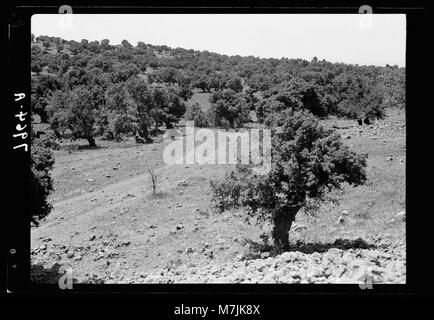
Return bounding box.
[141,236,406,284]
[31,235,405,284]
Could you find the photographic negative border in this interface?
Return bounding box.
[5,0,430,300]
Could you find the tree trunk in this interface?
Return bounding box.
[228,119,235,129]
[271,206,300,251]
[140,124,153,143]
[165,122,174,129]
[87,137,96,147]
[40,112,49,124]
[363,117,371,125]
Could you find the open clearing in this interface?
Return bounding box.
[31,109,405,284]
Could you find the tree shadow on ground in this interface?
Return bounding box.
[76,144,105,151]
[60,144,107,153]
[244,237,377,260]
[287,237,376,254]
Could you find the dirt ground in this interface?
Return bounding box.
[31,109,406,284]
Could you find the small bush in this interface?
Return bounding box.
[33,131,60,150]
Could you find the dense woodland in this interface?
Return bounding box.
[31,34,405,146]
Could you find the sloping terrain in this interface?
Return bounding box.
[31,109,405,284]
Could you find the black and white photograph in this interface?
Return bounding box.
[27,12,407,286]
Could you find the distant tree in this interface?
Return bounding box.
[208,89,250,128]
[225,76,243,93]
[111,63,140,83]
[137,41,147,49]
[31,74,63,123]
[126,78,155,143]
[42,40,51,49]
[100,39,111,50]
[246,74,273,92]
[185,102,209,127]
[377,68,405,109]
[333,72,386,123]
[149,86,187,129]
[87,41,101,53]
[192,75,212,92]
[178,84,194,101]
[156,67,180,85]
[244,88,260,111]
[31,33,35,42]
[80,39,89,50]
[31,62,42,74]
[47,87,100,147]
[121,39,133,49]
[209,73,226,91]
[102,83,137,140]
[257,78,325,122]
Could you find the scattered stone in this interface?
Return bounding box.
[178,180,188,186]
[113,167,119,170]
[89,235,96,241]
[337,216,345,224]
[342,210,349,216]
[176,224,184,230]
[204,250,214,259]
[395,211,405,222]
[86,178,95,183]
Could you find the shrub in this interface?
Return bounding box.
[31,137,55,226]
[185,102,209,127]
[208,89,250,128]
[210,109,367,250]
[332,72,386,123]
[48,87,101,147]
[34,131,61,150]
